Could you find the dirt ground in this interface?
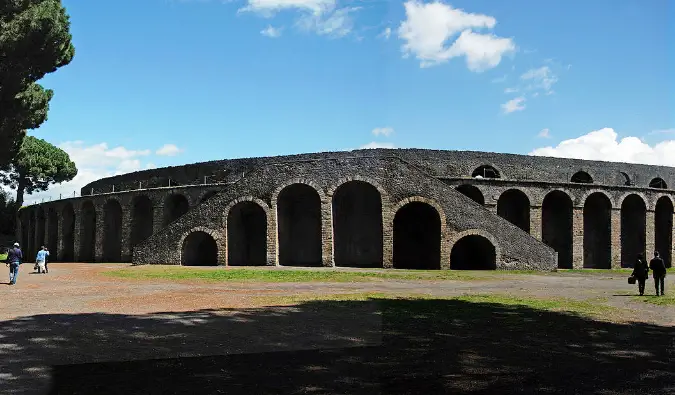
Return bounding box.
[0,263,673,395]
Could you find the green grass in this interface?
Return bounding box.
[632,293,675,306]
[0,253,6,261]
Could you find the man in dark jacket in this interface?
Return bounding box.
[5,242,23,285]
[632,253,649,295]
[649,251,667,296]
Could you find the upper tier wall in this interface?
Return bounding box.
[81,149,675,195]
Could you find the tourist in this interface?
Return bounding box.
[632,253,649,296]
[36,246,48,274]
[5,242,23,285]
[649,251,667,296]
[44,247,50,273]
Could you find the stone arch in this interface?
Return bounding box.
[471,164,501,179]
[655,196,673,268]
[36,207,46,253]
[649,177,667,189]
[103,199,123,262]
[79,200,96,262]
[276,182,322,267]
[226,199,268,266]
[47,207,58,260]
[583,192,612,269]
[163,193,190,226]
[580,189,614,209]
[497,189,531,233]
[455,184,485,205]
[199,190,219,204]
[331,179,383,268]
[541,190,573,269]
[449,230,499,270]
[392,198,443,270]
[620,194,647,268]
[61,203,75,262]
[274,178,327,202]
[616,191,648,209]
[130,195,154,254]
[181,230,218,266]
[571,171,593,184]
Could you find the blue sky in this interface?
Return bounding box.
[22,0,674,202]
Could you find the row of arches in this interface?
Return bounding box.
[456,185,673,268]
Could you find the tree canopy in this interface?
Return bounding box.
[0,136,77,207]
[0,0,75,166]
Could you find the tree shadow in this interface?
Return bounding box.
[0,298,672,395]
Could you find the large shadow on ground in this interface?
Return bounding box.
[0,298,673,395]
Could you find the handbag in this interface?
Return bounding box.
[628,275,636,284]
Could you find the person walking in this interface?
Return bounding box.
[632,253,649,296]
[44,247,50,274]
[649,251,667,296]
[35,246,48,274]
[5,242,23,285]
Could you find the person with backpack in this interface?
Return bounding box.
[5,242,24,285]
[649,251,667,296]
[631,253,649,296]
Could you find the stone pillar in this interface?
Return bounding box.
[572,207,584,269]
[382,203,394,269]
[267,205,277,266]
[321,200,334,267]
[120,207,132,262]
[487,204,498,215]
[73,213,81,262]
[671,212,675,268]
[153,206,164,235]
[95,207,104,262]
[530,206,542,241]
[645,210,655,258]
[611,209,622,269]
[57,214,64,262]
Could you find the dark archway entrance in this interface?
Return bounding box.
[36,208,46,252]
[393,202,441,270]
[332,181,383,268]
[542,191,573,269]
[130,195,154,254]
[61,204,75,262]
[450,235,496,270]
[227,201,267,266]
[47,208,58,261]
[497,189,530,233]
[79,201,96,262]
[103,200,123,262]
[277,184,322,267]
[163,194,189,226]
[655,196,673,268]
[583,193,612,269]
[621,194,646,268]
[456,185,485,205]
[182,231,218,266]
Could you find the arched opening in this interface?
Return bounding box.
[455,185,485,205]
[200,190,218,203]
[497,189,530,233]
[47,208,58,261]
[450,235,496,270]
[277,184,322,267]
[583,193,612,269]
[649,178,667,189]
[332,181,383,268]
[655,196,673,268]
[61,204,75,262]
[79,201,96,262]
[393,202,441,270]
[36,208,46,253]
[163,194,189,226]
[620,172,631,186]
[182,231,218,266]
[571,171,593,184]
[130,196,154,254]
[103,200,123,262]
[541,191,573,269]
[227,201,267,266]
[471,165,500,179]
[621,194,646,268]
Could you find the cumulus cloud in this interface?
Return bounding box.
[537,128,550,138]
[501,97,526,114]
[359,141,396,149]
[156,144,183,156]
[397,1,515,70]
[261,25,283,37]
[372,127,394,137]
[529,127,675,166]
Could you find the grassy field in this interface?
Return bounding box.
[633,293,675,306]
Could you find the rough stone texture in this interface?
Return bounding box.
[17,149,675,271]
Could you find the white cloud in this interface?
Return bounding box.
[378,27,392,40]
[240,0,334,16]
[156,144,183,156]
[372,127,394,137]
[529,127,675,166]
[538,128,550,138]
[397,1,515,70]
[520,66,558,94]
[261,25,283,37]
[296,6,358,38]
[501,97,526,114]
[359,141,396,149]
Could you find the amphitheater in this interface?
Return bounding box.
[16,149,675,271]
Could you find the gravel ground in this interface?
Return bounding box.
[0,263,673,395]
